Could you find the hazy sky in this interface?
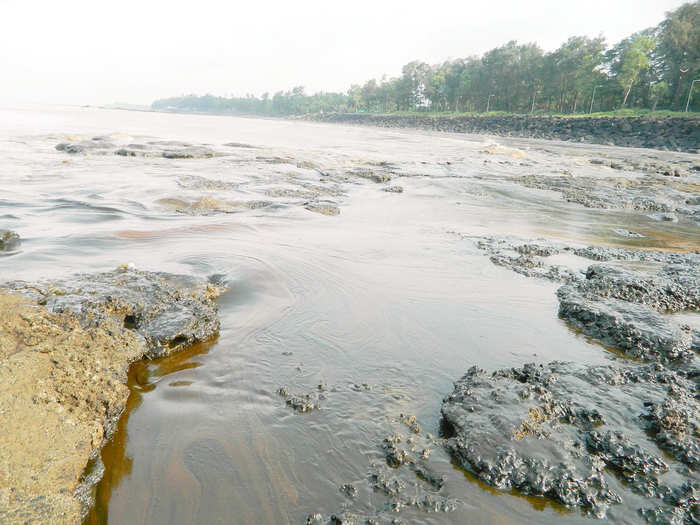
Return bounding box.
[0,0,689,105]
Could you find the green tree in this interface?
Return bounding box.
[650,81,669,110]
[609,33,656,107]
[656,1,700,109]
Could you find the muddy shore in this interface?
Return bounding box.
[302,113,700,153]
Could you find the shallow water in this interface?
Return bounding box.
[1,105,698,524]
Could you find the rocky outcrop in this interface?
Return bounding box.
[277,384,327,413]
[0,267,223,524]
[472,236,700,362]
[576,264,700,313]
[55,138,222,159]
[0,292,146,525]
[306,412,457,523]
[441,362,699,520]
[474,236,582,283]
[458,234,699,520]
[557,286,694,362]
[509,173,700,222]
[557,262,699,362]
[2,266,222,358]
[304,200,340,216]
[0,230,20,252]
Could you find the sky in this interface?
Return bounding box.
[0,0,690,105]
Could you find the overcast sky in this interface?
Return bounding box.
[0,0,689,105]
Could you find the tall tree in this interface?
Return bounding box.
[608,33,656,107]
[656,1,700,109]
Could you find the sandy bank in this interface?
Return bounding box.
[0,268,222,524]
[0,292,144,524]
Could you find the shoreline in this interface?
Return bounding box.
[300,113,700,153]
[98,106,700,153]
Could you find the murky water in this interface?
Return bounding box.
[1,105,698,524]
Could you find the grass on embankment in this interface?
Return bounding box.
[362,109,700,119]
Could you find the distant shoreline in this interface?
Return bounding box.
[300,113,700,153]
[100,105,700,153]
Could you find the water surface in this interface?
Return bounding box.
[1,105,697,524]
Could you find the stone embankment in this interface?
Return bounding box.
[304,113,700,153]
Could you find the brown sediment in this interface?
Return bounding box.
[480,143,527,159]
[0,291,145,524]
[115,223,239,240]
[542,231,699,253]
[633,229,700,251]
[513,406,556,441]
[83,338,217,525]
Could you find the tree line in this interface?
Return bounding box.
[152,2,699,116]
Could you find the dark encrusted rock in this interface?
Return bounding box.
[441,361,699,520]
[489,253,582,283]
[639,481,699,524]
[348,169,392,183]
[277,383,327,413]
[55,141,116,154]
[557,286,694,362]
[2,266,222,358]
[161,146,218,159]
[304,200,340,216]
[642,386,700,469]
[474,236,699,361]
[223,142,257,149]
[475,236,581,283]
[506,171,698,219]
[577,264,700,313]
[56,140,221,159]
[571,246,700,266]
[0,230,20,252]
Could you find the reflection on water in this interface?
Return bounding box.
[85,339,218,525]
[0,105,698,525]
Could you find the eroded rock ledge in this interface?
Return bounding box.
[473,236,700,363]
[0,267,222,524]
[441,362,699,522]
[449,235,699,522]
